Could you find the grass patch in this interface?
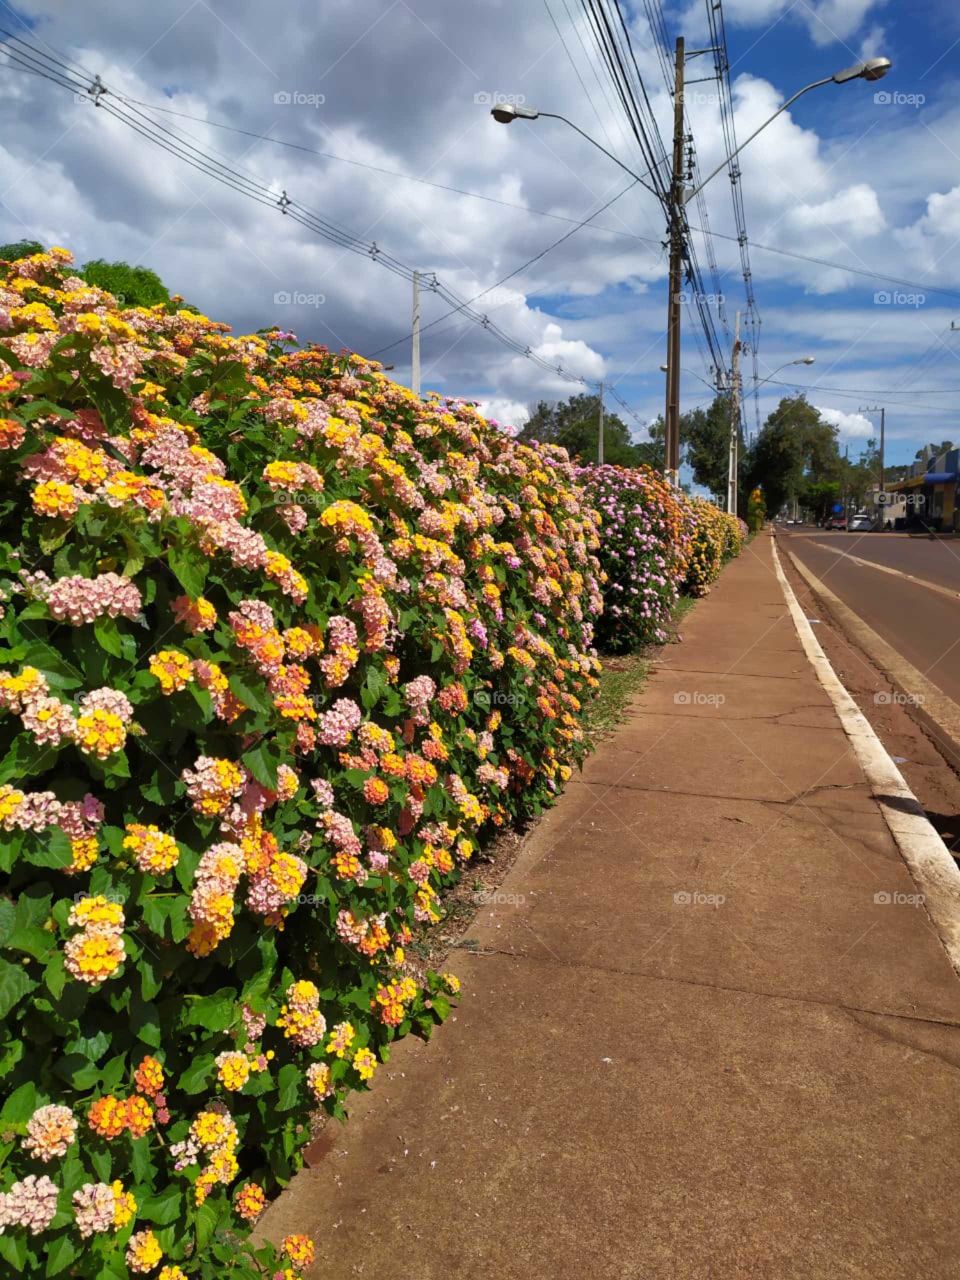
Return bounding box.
[585,652,650,739]
[586,595,702,739]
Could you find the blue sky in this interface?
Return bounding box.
[0,0,958,467]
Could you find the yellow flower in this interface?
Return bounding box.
[32,479,79,518]
[123,823,180,875]
[353,1049,378,1080]
[148,650,193,694]
[215,1051,251,1092]
[112,1180,137,1229]
[75,709,127,759]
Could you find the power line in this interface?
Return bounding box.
[9,54,956,306]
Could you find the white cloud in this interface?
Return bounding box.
[816,406,875,438]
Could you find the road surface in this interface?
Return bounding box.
[778,526,960,705]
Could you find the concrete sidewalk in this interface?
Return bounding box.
[265,533,960,1279]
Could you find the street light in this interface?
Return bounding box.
[680,58,892,205]
[489,54,890,490]
[756,357,816,385]
[490,104,660,195]
[659,364,722,394]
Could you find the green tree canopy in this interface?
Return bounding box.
[519,392,657,466]
[0,239,44,262]
[78,259,171,307]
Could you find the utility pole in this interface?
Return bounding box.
[412,270,421,397]
[597,381,605,465]
[664,36,685,488]
[727,311,742,515]
[859,403,886,511]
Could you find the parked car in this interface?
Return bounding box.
[825,515,847,531]
[848,512,874,532]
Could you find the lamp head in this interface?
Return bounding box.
[490,103,541,124]
[833,55,891,83]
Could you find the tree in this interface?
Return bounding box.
[744,397,841,517]
[519,392,655,466]
[683,393,740,503]
[0,239,43,262]
[78,259,171,307]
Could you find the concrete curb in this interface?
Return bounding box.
[783,541,960,777]
[771,538,960,977]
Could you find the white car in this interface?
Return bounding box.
[848,513,874,532]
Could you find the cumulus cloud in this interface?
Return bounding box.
[816,406,875,438]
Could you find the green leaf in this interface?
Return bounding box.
[43,951,66,999]
[3,914,52,958]
[130,1135,154,1183]
[183,987,236,1033]
[0,734,61,784]
[242,743,278,789]
[93,616,123,657]
[168,543,208,596]
[228,673,271,716]
[141,1184,183,1226]
[44,1231,78,1275]
[19,640,83,689]
[276,1063,302,1111]
[0,1232,27,1269]
[195,1200,219,1250]
[0,1080,37,1125]
[0,897,16,945]
[0,957,36,1019]
[178,1053,214,1095]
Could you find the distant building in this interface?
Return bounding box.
[886,442,958,530]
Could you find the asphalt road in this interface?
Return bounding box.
[779,525,960,705]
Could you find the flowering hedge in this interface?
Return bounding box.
[578,464,690,652]
[681,497,745,598]
[0,249,603,1278]
[579,466,744,647]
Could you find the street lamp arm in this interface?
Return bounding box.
[679,77,833,205]
[754,359,815,385]
[536,112,663,197]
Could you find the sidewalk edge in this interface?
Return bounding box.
[771,538,960,978]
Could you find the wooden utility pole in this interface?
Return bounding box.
[664,36,685,487]
[727,310,742,515]
[597,381,605,465]
[411,270,421,396]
